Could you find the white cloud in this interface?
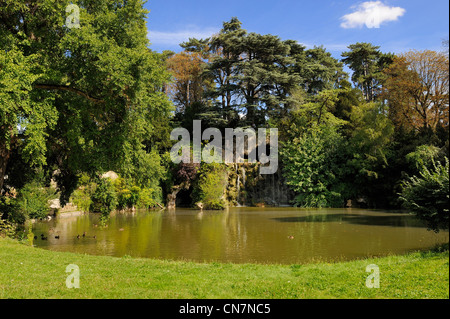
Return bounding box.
[341,1,406,29]
[148,27,219,46]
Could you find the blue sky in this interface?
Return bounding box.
[144,0,449,59]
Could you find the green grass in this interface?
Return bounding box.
[0,237,448,299]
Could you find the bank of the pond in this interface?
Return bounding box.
[0,237,448,299]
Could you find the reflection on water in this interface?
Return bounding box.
[32,208,449,264]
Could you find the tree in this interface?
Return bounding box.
[299,46,347,95]
[442,38,449,57]
[192,163,228,210]
[166,51,211,113]
[333,79,364,134]
[0,47,57,192]
[180,18,345,129]
[203,17,245,126]
[91,178,117,217]
[342,43,392,102]
[0,0,172,203]
[346,102,395,206]
[280,126,344,208]
[280,91,347,208]
[400,157,449,232]
[384,50,449,132]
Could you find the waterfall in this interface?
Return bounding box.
[228,163,293,207]
[236,164,241,206]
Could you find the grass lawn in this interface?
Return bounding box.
[0,237,448,299]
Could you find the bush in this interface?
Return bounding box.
[192,163,227,210]
[16,182,56,220]
[116,185,140,209]
[90,178,117,217]
[69,173,95,213]
[113,175,163,210]
[406,145,440,171]
[137,187,157,209]
[280,127,344,208]
[0,196,25,224]
[71,187,93,213]
[400,157,449,232]
[0,214,17,238]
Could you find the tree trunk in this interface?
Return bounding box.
[166,181,189,210]
[0,126,15,194]
[0,143,10,194]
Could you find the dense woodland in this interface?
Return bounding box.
[0,1,448,233]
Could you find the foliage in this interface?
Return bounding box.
[90,178,117,217]
[0,0,173,206]
[166,51,212,113]
[2,1,447,213]
[338,102,395,206]
[400,158,449,232]
[70,186,95,213]
[383,51,449,132]
[281,125,344,208]
[117,185,140,209]
[192,163,228,210]
[0,46,57,192]
[174,162,200,185]
[114,176,161,209]
[137,187,158,209]
[342,42,393,101]
[0,196,23,224]
[181,18,345,128]
[406,145,441,170]
[347,102,394,179]
[0,214,17,238]
[16,181,57,220]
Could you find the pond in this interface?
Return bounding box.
[32,208,449,265]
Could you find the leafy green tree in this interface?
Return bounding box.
[0,0,172,205]
[400,158,449,232]
[280,91,348,208]
[192,163,228,210]
[342,43,392,102]
[298,46,347,95]
[16,181,57,220]
[345,102,395,205]
[0,47,57,192]
[281,127,344,208]
[406,145,441,171]
[181,18,345,129]
[333,80,363,123]
[90,178,117,216]
[348,103,394,178]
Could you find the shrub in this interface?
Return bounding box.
[117,185,141,209]
[70,174,96,213]
[16,182,56,220]
[137,188,157,209]
[90,178,117,217]
[117,188,132,209]
[192,163,227,210]
[400,157,449,232]
[0,214,17,238]
[0,196,25,224]
[71,187,93,213]
[406,145,440,171]
[114,175,163,210]
[280,128,343,208]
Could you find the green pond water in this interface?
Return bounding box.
[32,208,449,264]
